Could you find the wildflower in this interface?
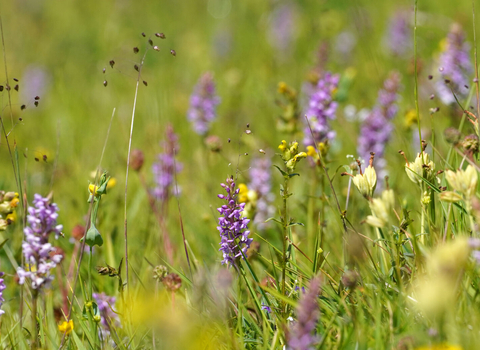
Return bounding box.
[287,276,321,350]
[445,165,477,199]
[357,71,401,188]
[278,140,307,171]
[162,273,182,292]
[276,82,299,133]
[366,189,395,228]
[385,11,412,57]
[261,304,272,313]
[248,156,275,230]
[303,72,339,147]
[58,320,74,335]
[152,124,182,202]
[0,272,5,315]
[17,194,63,289]
[0,191,19,230]
[237,183,257,219]
[436,23,472,105]
[153,265,168,281]
[187,72,220,135]
[350,153,377,199]
[404,152,436,186]
[217,177,252,267]
[267,3,296,55]
[93,292,121,338]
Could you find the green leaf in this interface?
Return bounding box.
[288,173,300,178]
[287,222,304,227]
[273,165,288,177]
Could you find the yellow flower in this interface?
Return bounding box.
[238,184,249,203]
[58,320,74,334]
[278,140,287,152]
[107,177,117,189]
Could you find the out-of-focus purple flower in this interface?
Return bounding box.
[217,177,252,267]
[303,72,340,147]
[20,65,50,102]
[357,71,401,186]
[267,3,296,55]
[436,23,472,105]
[17,194,63,290]
[0,272,5,315]
[187,72,220,135]
[261,304,272,313]
[287,276,322,350]
[248,157,274,230]
[152,125,182,202]
[93,292,121,338]
[334,32,357,61]
[385,11,412,57]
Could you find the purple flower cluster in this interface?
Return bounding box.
[436,23,472,105]
[0,272,5,315]
[217,177,252,266]
[93,292,121,338]
[17,194,63,290]
[386,11,412,56]
[303,72,339,147]
[152,125,182,202]
[248,157,274,230]
[187,72,220,136]
[357,71,401,185]
[287,276,322,350]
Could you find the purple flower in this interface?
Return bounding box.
[385,11,412,56]
[217,177,252,266]
[261,304,272,313]
[436,23,472,105]
[303,72,340,147]
[0,272,5,315]
[187,72,220,135]
[17,194,63,290]
[152,125,182,202]
[248,157,274,230]
[93,292,121,338]
[357,71,401,186]
[267,3,296,55]
[287,276,322,350]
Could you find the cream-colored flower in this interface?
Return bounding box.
[353,164,377,199]
[445,164,478,198]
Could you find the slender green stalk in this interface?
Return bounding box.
[32,290,38,350]
[281,176,289,305]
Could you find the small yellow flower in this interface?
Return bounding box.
[58,320,74,335]
[107,177,117,189]
[238,184,249,203]
[278,140,287,152]
[306,146,316,158]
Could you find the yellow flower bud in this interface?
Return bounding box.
[439,191,463,203]
[352,165,377,199]
[278,140,287,152]
[445,164,478,198]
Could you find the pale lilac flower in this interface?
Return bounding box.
[248,157,274,230]
[357,71,401,186]
[17,194,63,290]
[287,276,322,350]
[436,23,472,105]
[303,72,340,147]
[152,125,182,202]
[93,292,121,338]
[187,72,220,135]
[267,3,296,55]
[21,65,50,101]
[0,272,5,315]
[217,177,252,266]
[385,11,412,56]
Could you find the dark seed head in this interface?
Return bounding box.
[155,33,166,39]
[35,157,39,162]
[19,117,23,121]
[246,123,250,128]
[141,32,146,37]
[109,60,115,68]
[13,78,18,82]
[428,75,433,80]
[34,101,39,107]
[5,84,10,91]
[143,80,148,86]
[170,49,176,56]
[134,64,139,72]
[21,105,26,110]
[102,68,106,74]
[14,84,19,91]
[34,96,40,100]
[103,80,108,87]
[43,155,47,162]
[465,85,469,89]
[133,47,139,54]
[444,79,450,84]
[148,39,153,46]
[0,86,3,91]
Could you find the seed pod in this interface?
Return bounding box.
[109,60,115,68]
[133,47,139,54]
[103,80,108,87]
[170,49,176,56]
